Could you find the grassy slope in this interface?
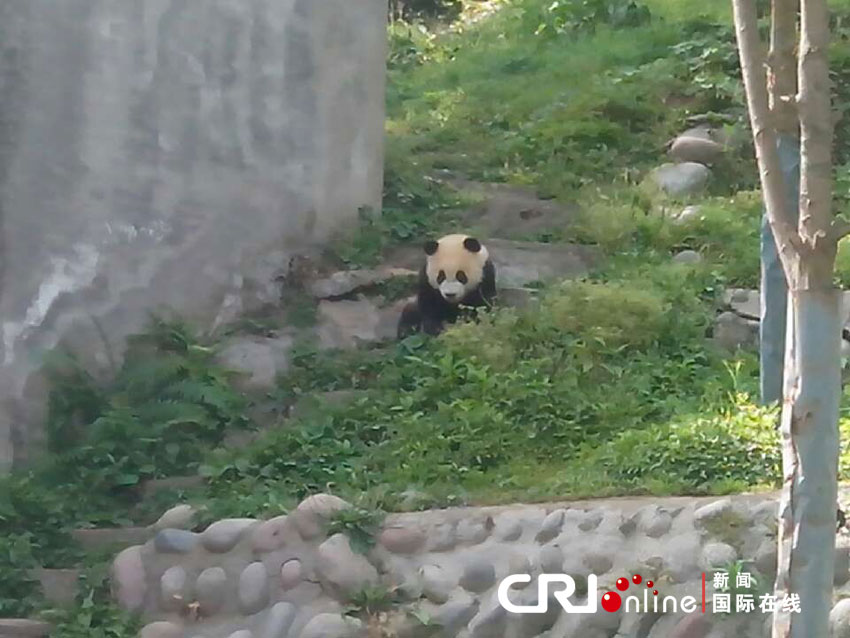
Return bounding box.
[8,0,850,628]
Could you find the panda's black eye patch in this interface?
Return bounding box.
[457,270,468,284]
[437,270,446,284]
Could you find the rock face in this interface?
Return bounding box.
[448,179,579,237]
[124,493,786,638]
[0,0,388,470]
[215,335,295,392]
[485,239,600,288]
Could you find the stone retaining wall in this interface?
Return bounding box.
[111,492,850,638]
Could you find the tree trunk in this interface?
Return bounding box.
[760,0,799,405]
[773,290,841,637]
[732,0,842,634]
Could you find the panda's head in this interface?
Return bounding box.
[424,234,489,304]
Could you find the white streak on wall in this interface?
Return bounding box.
[2,244,100,364]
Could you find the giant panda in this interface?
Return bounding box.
[397,233,496,338]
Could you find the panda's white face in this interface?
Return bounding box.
[425,234,488,304]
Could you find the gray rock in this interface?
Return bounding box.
[153,529,199,554]
[496,517,523,542]
[486,239,599,288]
[468,603,507,638]
[160,566,189,612]
[713,311,759,351]
[617,611,663,638]
[259,602,297,638]
[299,613,364,638]
[723,288,760,318]
[754,539,777,579]
[651,162,711,196]
[459,559,496,593]
[618,512,639,537]
[140,622,183,638]
[239,562,270,616]
[578,509,604,532]
[669,134,725,164]
[111,546,146,612]
[251,515,295,553]
[669,614,713,638]
[293,493,352,539]
[280,559,303,590]
[308,268,415,299]
[582,552,613,575]
[536,509,566,543]
[420,564,456,604]
[316,533,379,597]
[673,249,703,265]
[674,205,703,224]
[641,509,673,538]
[751,499,779,527]
[154,504,198,532]
[449,179,578,238]
[428,522,458,553]
[507,553,533,581]
[216,335,294,391]
[830,598,850,638]
[379,525,426,554]
[317,297,385,350]
[430,592,479,634]
[456,516,494,545]
[202,519,259,553]
[196,567,228,615]
[664,532,702,583]
[539,543,565,573]
[702,542,738,569]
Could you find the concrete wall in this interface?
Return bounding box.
[0,0,387,470]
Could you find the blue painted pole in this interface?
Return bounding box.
[760,134,800,405]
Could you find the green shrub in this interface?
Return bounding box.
[45,317,250,497]
[589,397,780,491]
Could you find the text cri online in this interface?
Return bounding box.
[498,574,700,615]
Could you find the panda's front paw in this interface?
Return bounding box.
[422,318,444,336]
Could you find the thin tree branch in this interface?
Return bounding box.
[769,0,799,135]
[796,0,836,288]
[732,0,804,284]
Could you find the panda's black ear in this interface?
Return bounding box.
[463,237,482,253]
[424,240,439,255]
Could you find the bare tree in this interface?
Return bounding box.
[732,0,843,634]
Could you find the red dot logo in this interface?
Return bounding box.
[653,590,659,596]
[601,591,622,612]
[616,577,629,591]
[646,580,654,588]
[632,574,642,585]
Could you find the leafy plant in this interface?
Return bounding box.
[344,584,401,617]
[40,564,141,638]
[327,507,385,555]
[45,316,250,496]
